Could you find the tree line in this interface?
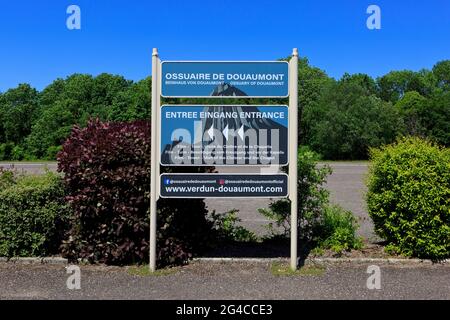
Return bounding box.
[0,58,448,161]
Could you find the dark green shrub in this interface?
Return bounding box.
[210,209,258,243]
[0,143,14,161]
[0,167,16,189]
[259,147,362,253]
[0,171,70,257]
[45,146,63,161]
[367,137,450,259]
[155,196,226,266]
[58,119,215,266]
[11,145,25,161]
[259,146,332,241]
[314,205,362,254]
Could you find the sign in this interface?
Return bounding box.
[161,105,288,166]
[149,48,299,272]
[160,174,288,198]
[161,61,289,98]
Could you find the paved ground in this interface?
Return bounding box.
[0,261,448,300]
[0,162,58,175]
[323,163,375,241]
[0,162,374,240]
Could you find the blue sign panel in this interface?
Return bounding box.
[160,105,288,166]
[161,61,289,98]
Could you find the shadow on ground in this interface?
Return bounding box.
[199,240,393,261]
[200,240,315,262]
[201,242,289,258]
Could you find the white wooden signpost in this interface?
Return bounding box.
[150,48,299,271]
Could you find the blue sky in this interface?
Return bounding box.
[0,0,449,92]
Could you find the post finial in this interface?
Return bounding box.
[292,48,298,57]
[152,48,159,57]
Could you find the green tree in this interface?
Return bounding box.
[38,73,129,123]
[0,91,4,144]
[0,84,38,145]
[108,77,151,121]
[377,70,436,103]
[395,90,450,146]
[25,73,132,159]
[0,58,446,161]
[341,73,378,95]
[25,100,75,159]
[297,57,333,145]
[395,91,428,137]
[304,79,402,159]
[432,60,450,89]
[88,73,131,121]
[424,91,450,146]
